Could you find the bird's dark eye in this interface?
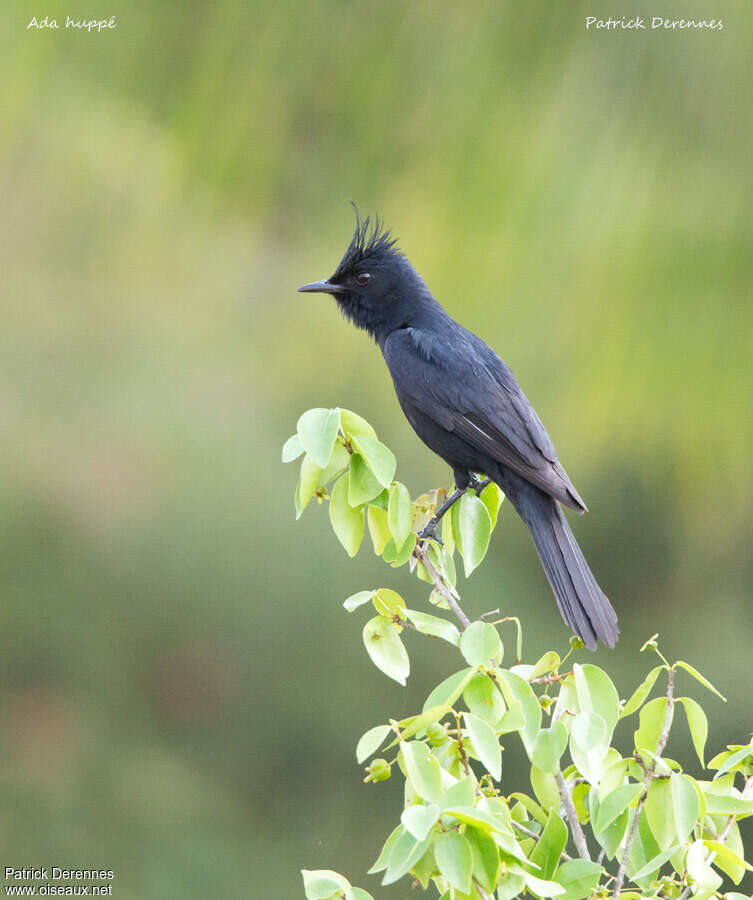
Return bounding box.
[356,272,371,286]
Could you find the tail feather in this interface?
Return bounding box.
[493,468,619,650]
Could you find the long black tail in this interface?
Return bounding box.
[493,467,619,650]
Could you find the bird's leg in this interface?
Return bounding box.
[417,487,464,544]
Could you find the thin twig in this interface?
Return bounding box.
[611,668,675,899]
[555,769,591,861]
[413,542,471,629]
[473,880,492,900]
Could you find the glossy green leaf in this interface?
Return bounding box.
[463,672,506,724]
[435,831,473,894]
[362,616,409,685]
[595,783,642,833]
[464,711,502,779]
[356,724,391,763]
[573,663,620,738]
[282,433,304,462]
[387,481,412,550]
[381,828,431,885]
[368,824,401,874]
[687,838,723,894]
[457,492,492,576]
[630,843,681,882]
[530,767,561,815]
[405,608,460,645]
[400,740,442,803]
[329,474,365,556]
[496,669,542,752]
[467,825,500,892]
[529,811,567,880]
[675,660,726,701]
[366,505,391,554]
[401,802,439,841]
[570,711,608,784]
[351,433,396,488]
[552,860,603,900]
[497,869,527,900]
[620,665,663,718]
[442,805,508,834]
[712,743,753,780]
[645,778,675,849]
[524,871,566,897]
[440,776,476,811]
[422,667,477,713]
[339,408,377,440]
[459,621,501,666]
[343,590,373,612]
[530,650,561,681]
[634,696,673,755]
[344,889,374,900]
[301,869,350,899]
[298,454,324,512]
[531,722,568,775]
[371,587,407,619]
[672,772,700,843]
[348,453,384,505]
[704,839,752,883]
[678,696,708,767]
[479,481,503,529]
[297,408,340,468]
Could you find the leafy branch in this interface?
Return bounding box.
[286,407,753,900]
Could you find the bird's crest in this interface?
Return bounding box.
[332,206,400,280]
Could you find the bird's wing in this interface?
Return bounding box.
[383,326,586,510]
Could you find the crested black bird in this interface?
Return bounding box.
[298,216,618,649]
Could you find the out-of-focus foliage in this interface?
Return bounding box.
[1,0,752,896]
[291,409,753,900]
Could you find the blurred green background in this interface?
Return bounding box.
[2,1,752,896]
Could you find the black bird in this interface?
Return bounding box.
[299,216,618,649]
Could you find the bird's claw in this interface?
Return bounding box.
[418,523,443,546]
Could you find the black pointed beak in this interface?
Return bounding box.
[297,279,345,295]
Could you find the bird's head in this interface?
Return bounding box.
[298,211,434,342]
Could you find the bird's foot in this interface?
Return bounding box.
[468,474,491,494]
[418,521,443,546]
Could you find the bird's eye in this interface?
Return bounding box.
[356,272,371,286]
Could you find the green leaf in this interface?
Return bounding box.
[343,590,373,612]
[645,778,675,849]
[301,869,350,899]
[356,724,391,763]
[388,532,416,566]
[524,871,566,897]
[552,860,603,900]
[459,621,501,666]
[630,844,681,882]
[422,667,477,713]
[457,492,492,576]
[595,783,642,833]
[406,608,460,646]
[368,824,401,874]
[529,811,567,879]
[329,474,365,556]
[348,453,385,505]
[362,616,409,685]
[530,651,561,681]
[297,408,340,468]
[678,696,708,768]
[711,743,753,780]
[339,408,377,440]
[463,672,507,724]
[464,712,502,779]
[671,773,700,843]
[367,505,391,554]
[442,806,509,834]
[435,831,473,894]
[497,869,527,900]
[397,705,448,742]
[467,825,500,892]
[440,776,476,811]
[400,740,442,803]
[479,481,503,529]
[687,838,723,894]
[382,828,432,885]
[675,660,726,701]
[531,722,569,775]
[570,711,608,784]
[573,663,620,739]
[282,433,304,462]
[401,803,440,841]
[496,669,542,753]
[298,454,324,512]
[344,889,374,900]
[702,792,753,816]
[386,481,412,551]
[620,665,663,718]
[704,839,752,883]
[634,696,673,755]
[530,767,561,815]
[372,587,407,619]
[351,434,396,488]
